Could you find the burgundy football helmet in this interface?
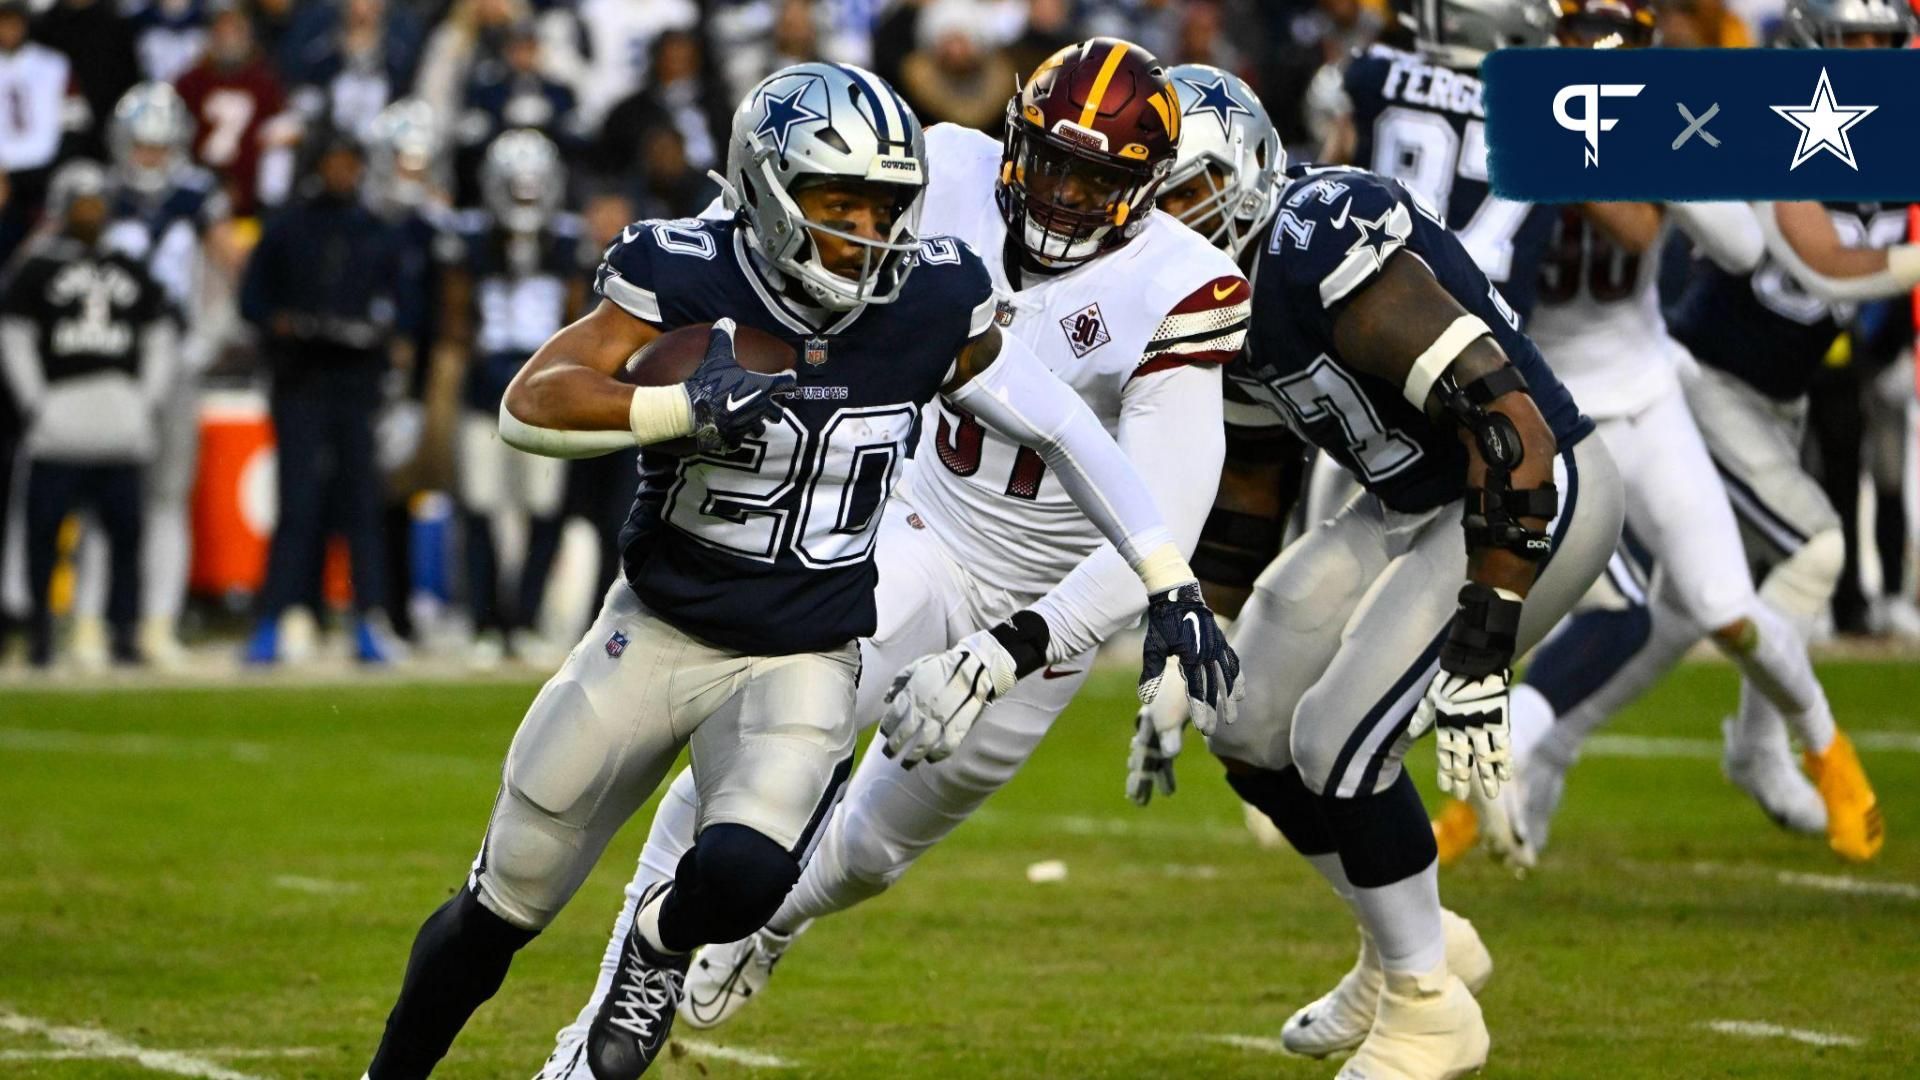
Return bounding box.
[1554,0,1656,47]
[997,38,1180,267]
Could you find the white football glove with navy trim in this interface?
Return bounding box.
[1127,661,1189,806]
[1409,669,1513,800]
[879,630,1018,767]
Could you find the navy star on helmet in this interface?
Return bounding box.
[1163,64,1283,260]
[753,81,828,157]
[1177,72,1253,137]
[722,63,928,311]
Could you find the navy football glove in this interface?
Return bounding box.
[684,318,796,454]
[1137,583,1241,734]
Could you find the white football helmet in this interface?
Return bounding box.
[109,82,192,197]
[1782,0,1916,45]
[1163,64,1283,259]
[720,62,927,311]
[366,98,447,214]
[480,128,564,234]
[1413,0,1559,70]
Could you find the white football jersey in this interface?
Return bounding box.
[901,124,1249,598]
[1526,208,1681,420]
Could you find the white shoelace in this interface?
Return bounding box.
[606,937,685,1041]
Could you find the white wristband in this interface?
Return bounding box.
[1133,542,1197,595]
[1890,245,1920,290]
[628,384,695,446]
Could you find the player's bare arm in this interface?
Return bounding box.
[503,299,663,437]
[1761,201,1920,301]
[1195,451,1294,620]
[939,320,1002,394]
[1331,250,1558,599]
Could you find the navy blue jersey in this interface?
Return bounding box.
[105,167,225,317]
[1345,44,1555,321]
[599,216,997,656]
[1670,200,1913,402]
[440,210,586,410]
[1233,166,1592,514]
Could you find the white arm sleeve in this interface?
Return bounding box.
[944,330,1179,575]
[1756,202,1920,302]
[1670,202,1763,275]
[1024,364,1225,662]
[0,318,46,416]
[498,399,638,459]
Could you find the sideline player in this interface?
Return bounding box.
[533,42,1252,1075]
[361,62,1236,1080]
[1206,159,1622,1077]
[1513,0,1912,865]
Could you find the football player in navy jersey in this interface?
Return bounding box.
[361,63,1238,1080]
[1211,163,1623,1078]
[1511,0,1913,867]
[438,130,585,665]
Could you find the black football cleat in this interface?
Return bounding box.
[586,885,690,1080]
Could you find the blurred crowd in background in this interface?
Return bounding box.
[0,0,1911,672]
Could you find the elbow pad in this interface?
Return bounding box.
[1434,367,1557,562]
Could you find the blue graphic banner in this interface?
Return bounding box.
[1483,48,1920,201]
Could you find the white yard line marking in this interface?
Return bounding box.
[1701,1020,1864,1048]
[1198,1034,1291,1054]
[1584,735,1720,759]
[1689,861,1920,901]
[271,875,363,895]
[1852,731,1920,752]
[0,1006,275,1080]
[0,728,271,763]
[672,1039,798,1069]
[0,1049,322,1062]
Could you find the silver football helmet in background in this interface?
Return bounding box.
[1782,0,1916,46]
[109,82,193,197]
[480,128,564,234]
[1162,63,1283,260]
[367,98,448,214]
[720,62,928,311]
[1413,0,1559,70]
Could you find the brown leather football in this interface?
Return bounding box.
[618,322,797,386]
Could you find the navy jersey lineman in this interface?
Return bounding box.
[1343,0,1556,321]
[1209,164,1621,1079]
[363,63,1235,1080]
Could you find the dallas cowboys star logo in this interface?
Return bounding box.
[755,80,826,156]
[1340,200,1399,263]
[1770,67,1876,172]
[1178,74,1252,137]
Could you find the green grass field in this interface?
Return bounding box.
[4,661,1919,1079]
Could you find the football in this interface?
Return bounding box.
[618,321,797,386]
[617,322,797,454]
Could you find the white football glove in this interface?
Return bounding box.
[1127,661,1189,806]
[879,630,1018,767]
[1409,668,1513,800]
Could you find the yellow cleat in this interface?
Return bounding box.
[1804,731,1884,862]
[1432,799,1479,867]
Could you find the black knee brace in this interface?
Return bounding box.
[1319,771,1438,888]
[656,823,800,952]
[1225,764,1336,857]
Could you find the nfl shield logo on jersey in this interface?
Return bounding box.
[1059,303,1110,358]
[994,298,1017,327]
[605,630,629,658]
[805,336,830,366]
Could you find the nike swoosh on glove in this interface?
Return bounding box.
[1137,583,1241,734]
[879,630,1018,767]
[1126,665,1187,806]
[684,318,796,454]
[1408,669,1513,800]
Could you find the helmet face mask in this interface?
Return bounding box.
[726,63,927,311]
[1555,0,1657,47]
[480,129,563,235]
[1783,0,1915,46]
[997,39,1181,268]
[1161,63,1283,259]
[110,83,192,197]
[367,98,447,214]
